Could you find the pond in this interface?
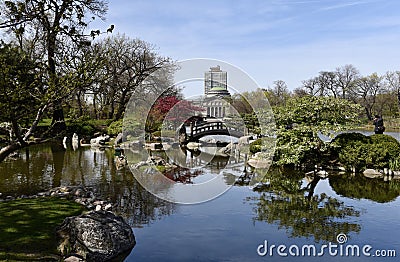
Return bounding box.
[1,140,400,261]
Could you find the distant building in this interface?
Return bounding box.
[204,65,228,95]
[202,66,231,118]
[188,66,232,119]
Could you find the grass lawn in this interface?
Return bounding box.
[0,197,86,261]
[37,118,52,127]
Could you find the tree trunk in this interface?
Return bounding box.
[109,101,115,119]
[365,107,373,120]
[115,90,129,120]
[306,175,321,200]
[48,32,66,133]
[51,143,65,187]
[77,92,83,117]
[0,143,23,162]
[51,100,67,134]
[93,93,98,119]
[398,88,400,110]
[0,106,48,162]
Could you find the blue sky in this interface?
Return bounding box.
[93,0,400,90]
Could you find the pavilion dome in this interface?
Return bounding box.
[207,86,231,97]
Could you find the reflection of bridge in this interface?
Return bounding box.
[186,120,245,142]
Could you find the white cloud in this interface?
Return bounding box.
[318,1,369,11]
[92,0,400,91]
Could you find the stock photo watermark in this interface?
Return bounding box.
[257,233,396,258]
[123,58,276,204]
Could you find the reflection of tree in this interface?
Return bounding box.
[51,143,65,188]
[248,168,361,242]
[0,144,53,195]
[329,174,400,203]
[96,170,176,227]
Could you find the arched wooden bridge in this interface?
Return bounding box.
[185,121,245,142]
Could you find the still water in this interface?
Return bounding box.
[1,142,400,261]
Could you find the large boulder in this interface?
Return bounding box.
[57,211,136,262]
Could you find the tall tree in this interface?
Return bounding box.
[0,42,45,161]
[352,73,382,120]
[92,34,174,120]
[335,64,360,100]
[385,71,400,110]
[301,77,322,96]
[317,71,338,98]
[0,0,111,132]
[292,87,308,98]
[59,39,105,118]
[264,80,290,106]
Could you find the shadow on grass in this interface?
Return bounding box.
[0,197,86,261]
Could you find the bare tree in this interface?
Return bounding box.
[265,80,291,106]
[385,71,400,109]
[318,71,338,98]
[302,77,321,96]
[292,87,308,98]
[335,64,360,99]
[91,34,176,120]
[352,73,383,120]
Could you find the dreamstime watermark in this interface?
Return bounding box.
[257,233,396,258]
[123,58,276,204]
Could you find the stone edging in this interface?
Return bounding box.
[0,186,113,212]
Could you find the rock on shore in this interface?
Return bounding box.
[57,211,136,262]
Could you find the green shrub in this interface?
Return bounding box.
[370,134,400,155]
[332,133,400,171]
[123,118,143,137]
[332,132,371,145]
[250,138,263,154]
[337,141,369,172]
[108,120,122,136]
[66,118,95,136]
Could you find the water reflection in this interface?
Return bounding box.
[0,143,176,227]
[124,144,246,204]
[3,143,400,246]
[246,168,362,242]
[329,173,400,203]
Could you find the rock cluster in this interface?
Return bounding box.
[0,186,114,212]
[132,155,178,171]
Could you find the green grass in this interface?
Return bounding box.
[0,197,86,261]
[37,118,52,127]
